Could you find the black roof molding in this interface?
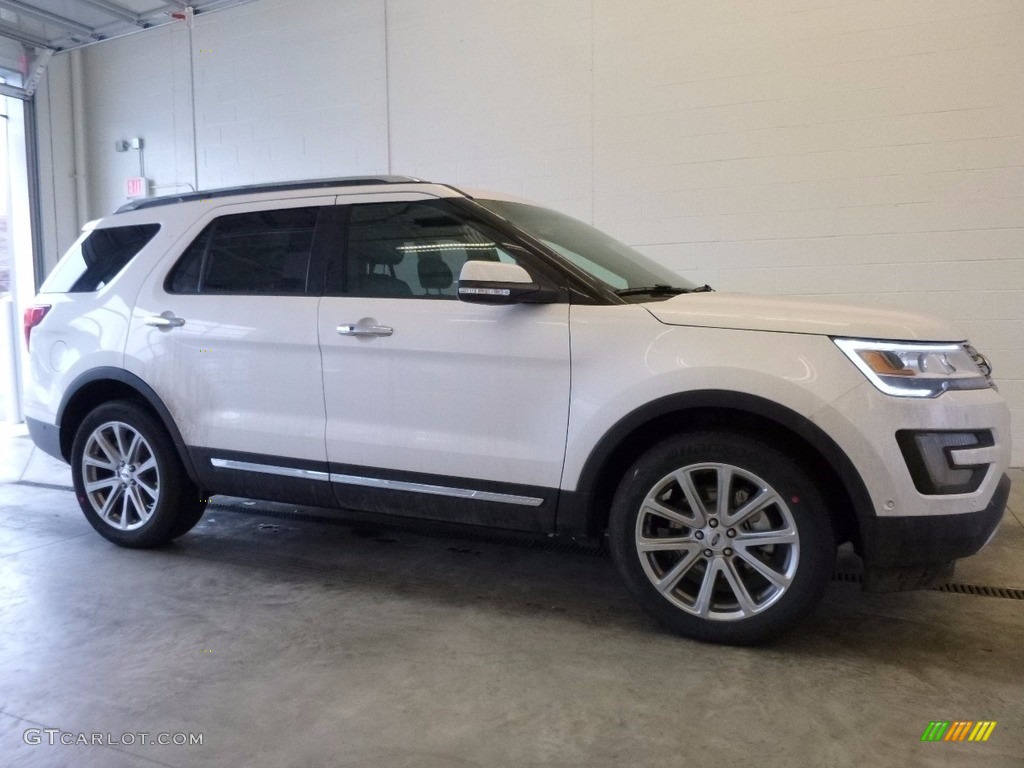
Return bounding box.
[114,175,427,213]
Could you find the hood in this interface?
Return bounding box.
[644,293,965,341]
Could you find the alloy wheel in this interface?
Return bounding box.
[634,462,800,621]
[80,420,161,531]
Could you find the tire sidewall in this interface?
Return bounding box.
[609,431,835,645]
[71,401,195,548]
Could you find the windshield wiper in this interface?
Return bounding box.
[614,284,686,297]
[614,284,713,297]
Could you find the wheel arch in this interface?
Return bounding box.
[56,367,200,485]
[558,390,873,549]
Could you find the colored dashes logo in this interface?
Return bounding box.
[921,721,997,742]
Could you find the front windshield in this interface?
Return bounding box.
[477,199,697,297]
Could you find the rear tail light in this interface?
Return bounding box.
[23,305,51,351]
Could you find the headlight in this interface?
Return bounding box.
[834,338,994,398]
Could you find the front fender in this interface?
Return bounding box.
[562,308,864,490]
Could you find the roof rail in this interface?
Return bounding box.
[114,175,426,213]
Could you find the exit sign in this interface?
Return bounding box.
[126,177,148,198]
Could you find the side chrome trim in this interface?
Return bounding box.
[209,458,545,507]
[210,458,330,482]
[329,473,544,507]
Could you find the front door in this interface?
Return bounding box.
[318,197,570,531]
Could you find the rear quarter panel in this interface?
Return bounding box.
[24,207,199,425]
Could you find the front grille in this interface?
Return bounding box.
[965,344,993,382]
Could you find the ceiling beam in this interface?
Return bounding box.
[0,0,95,36]
[75,0,143,27]
[0,20,54,50]
[48,1,201,48]
[0,0,257,53]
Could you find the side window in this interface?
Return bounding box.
[327,201,519,299]
[44,224,160,293]
[167,207,320,295]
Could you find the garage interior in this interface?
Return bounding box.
[1,1,1022,766]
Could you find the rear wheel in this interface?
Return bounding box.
[71,401,207,548]
[609,431,835,645]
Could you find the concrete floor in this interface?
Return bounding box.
[1,422,1022,768]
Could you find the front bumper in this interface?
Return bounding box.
[816,381,1011,520]
[858,473,1010,592]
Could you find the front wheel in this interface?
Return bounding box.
[609,431,835,645]
[71,401,207,548]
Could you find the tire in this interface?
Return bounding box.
[168,500,208,540]
[609,431,835,645]
[71,401,208,548]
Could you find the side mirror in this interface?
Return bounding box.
[457,261,557,305]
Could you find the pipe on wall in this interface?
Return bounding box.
[69,49,87,226]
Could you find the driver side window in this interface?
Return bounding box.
[327,201,519,299]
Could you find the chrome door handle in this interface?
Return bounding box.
[337,324,393,337]
[145,314,186,328]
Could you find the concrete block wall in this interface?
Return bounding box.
[35,0,1024,464]
[78,25,195,217]
[387,0,594,221]
[588,0,1024,464]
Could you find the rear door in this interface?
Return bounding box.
[125,197,335,506]
[317,195,571,531]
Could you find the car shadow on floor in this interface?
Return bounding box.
[149,498,1024,672]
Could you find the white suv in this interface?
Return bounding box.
[23,176,1012,644]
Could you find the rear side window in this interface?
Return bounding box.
[167,207,320,295]
[44,224,160,293]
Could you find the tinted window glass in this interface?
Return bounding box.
[167,229,207,294]
[167,207,320,295]
[329,201,518,299]
[44,224,160,293]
